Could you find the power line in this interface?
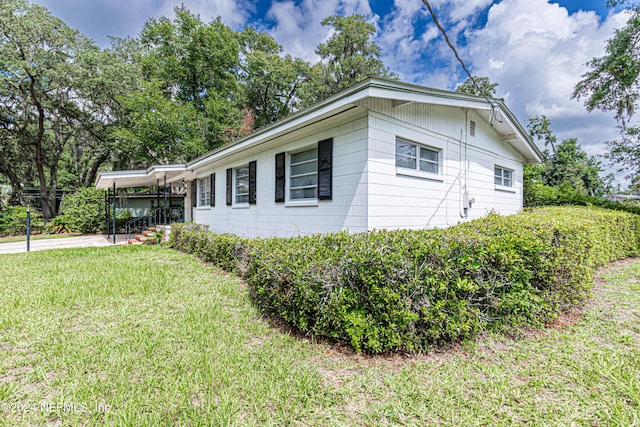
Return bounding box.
[421,0,498,111]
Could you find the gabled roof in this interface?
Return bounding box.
[187,78,541,170]
[96,78,541,189]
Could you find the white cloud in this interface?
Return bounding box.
[266,0,375,62]
[157,0,254,29]
[463,0,629,165]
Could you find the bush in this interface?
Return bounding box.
[0,206,45,236]
[169,207,640,354]
[61,187,106,234]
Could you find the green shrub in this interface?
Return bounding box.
[47,214,74,234]
[0,206,45,236]
[169,207,640,354]
[60,187,106,234]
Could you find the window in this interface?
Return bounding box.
[235,166,249,204]
[198,177,210,206]
[494,166,513,187]
[290,147,318,200]
[396,138,440,174]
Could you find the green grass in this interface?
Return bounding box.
[0,246,639,426]
[0,233,82,244]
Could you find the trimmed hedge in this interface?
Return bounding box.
[169,206,640,353]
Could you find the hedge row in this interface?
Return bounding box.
[169,206,640,353]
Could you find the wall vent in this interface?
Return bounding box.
[469,120,476,137]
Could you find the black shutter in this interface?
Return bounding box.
[210,173,215,207]
[192,180,197,207]
[249,160,257,205]
[318,138,333,200]
[275,152,285,203]
[226,168,232,206]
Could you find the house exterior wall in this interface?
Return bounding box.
[191,109,370,237]
[360,98,524,230]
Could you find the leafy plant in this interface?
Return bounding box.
[0,205,45,236]
[170,206,640,354]
[47,214,73,234]
[60,187,106,234]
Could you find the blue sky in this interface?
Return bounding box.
[33,0,632,183]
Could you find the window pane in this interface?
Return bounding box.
[396,155,416,169]
[291,187,317,200]
[396,140,417,157]
[291,161,317,176]
[198,178,210,206]
[291,148,317,164]
[291,174,317,188]
[419,160,438,174]
[419,148,438,162]
[290,147,318,200]
[236,167,249,178]
[494,167,513,187]
[236,167,249,203]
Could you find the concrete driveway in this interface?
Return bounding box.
[0,235,124,254]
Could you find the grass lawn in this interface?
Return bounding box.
[0,233,82,244]
[0,245,638,426]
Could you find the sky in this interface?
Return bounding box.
[33,0,632,184]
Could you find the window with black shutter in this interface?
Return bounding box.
[226,168,232,206]
[191,180,197,207]
[318,138,333,200]
[275,152,285,203]
[249,161,257,204]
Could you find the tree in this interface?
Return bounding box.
[573,1,640,176]
[114,6,246,165]
[573,1,640,123]
[525,116,611,199]
[302,14,397,104]
[237,27,311,129]
[528,115,558,153]
[455,76,499,98]
[0,0,137,218]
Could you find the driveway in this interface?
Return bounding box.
[0,235,124,254]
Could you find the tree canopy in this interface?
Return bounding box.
[573,1,640,177]
[0,3,398,213]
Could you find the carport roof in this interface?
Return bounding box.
[95,164,189,189]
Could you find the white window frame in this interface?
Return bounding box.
[288,146,318,202]
[395,137,442,179]
[235,166,249,205]
[198,177,210,207]
[494,166,514,188]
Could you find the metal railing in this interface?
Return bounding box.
[124,207,184,243]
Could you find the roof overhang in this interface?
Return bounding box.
[95,164,190,190]
[95,78,541,190]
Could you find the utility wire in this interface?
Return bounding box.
[421,0,502,123]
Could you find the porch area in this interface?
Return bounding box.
[95,165,192,244]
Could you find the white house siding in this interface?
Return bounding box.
[360,98,525,230]
[191,109,370,237]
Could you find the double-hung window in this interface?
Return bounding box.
[494,166,513,187]
[235,166,249,204]
[290,147,318,200]
[198,177,210,206]
[396,138,440,174]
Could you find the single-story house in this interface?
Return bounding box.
[96,78,542,237]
